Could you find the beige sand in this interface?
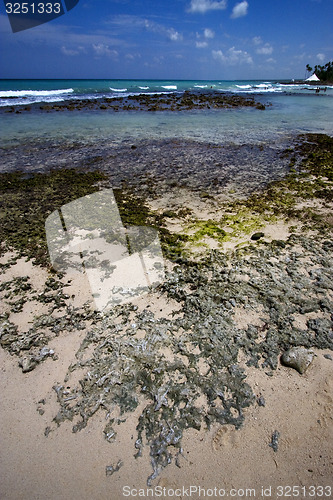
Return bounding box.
[1,336,332,500]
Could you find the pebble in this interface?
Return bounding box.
[280,347,314,374]
[269,430,280,452]
[257,396,266,407]
[19,356,38,373]
[251,232,265,241]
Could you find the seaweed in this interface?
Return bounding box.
[0,169,107,266]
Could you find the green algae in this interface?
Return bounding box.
[0,169,107,266]
[189,220,227,244]
[183,134,332,252]
[0,169,188,266]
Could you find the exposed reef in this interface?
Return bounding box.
[0,91,266,114]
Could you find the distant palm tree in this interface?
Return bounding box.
[306,64,313,76]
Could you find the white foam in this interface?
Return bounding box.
[0,97,67,107]
[110,88,128,92]
[161,85,177,90]
[139,86,149,90]
[253,84,272,89]
[0,88,74,98]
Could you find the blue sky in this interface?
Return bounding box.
[0,0,332,79]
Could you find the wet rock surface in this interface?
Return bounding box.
[0,91,266,115]
[0,137,291,199]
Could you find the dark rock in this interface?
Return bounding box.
[251,232,265,241]
[257,396,266,407]
[269,430,280,452]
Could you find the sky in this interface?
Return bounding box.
[0,0,332,80]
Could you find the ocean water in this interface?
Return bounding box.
[0,79,333,148]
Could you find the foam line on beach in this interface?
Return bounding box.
[0,89,74,97]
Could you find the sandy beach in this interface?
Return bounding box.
[0,337,332,499]
[1,127,332,499]
[1,0,333,491]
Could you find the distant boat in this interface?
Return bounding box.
[305,73,320,82]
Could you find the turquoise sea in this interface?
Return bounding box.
[0,79,333,149]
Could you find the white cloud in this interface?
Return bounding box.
[204,28,215,39]
[212,46,253,64]
[188,0,227,14]
[230,1,248,19]
[266,58,276,64]
[93,44,119,58]
[316,53,325,62]
[125,53,141,60]
[196,41,208,48]
[61,46,80,56]
[252,36,262,46]
[143,19,183,42]
[108,16,182,43]
[256,44,273,55]
[167,28,183,42]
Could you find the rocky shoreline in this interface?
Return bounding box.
[0,133,332,486]
[0,90,266,114]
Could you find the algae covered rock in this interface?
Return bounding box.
[280,347,315,374]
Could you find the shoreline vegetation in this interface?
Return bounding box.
[0,88,332,492]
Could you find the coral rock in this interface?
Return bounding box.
[281,347,314,374]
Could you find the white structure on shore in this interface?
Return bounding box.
[305,73,320,82]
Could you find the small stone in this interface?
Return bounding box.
[269,430,280,452]
[39,347,54,358]
[105,460,123,476]
[257,396,266,407]
[251,232,265,241]
[19,356,38,373]
[281,347,314,374]
[323,354,332,361]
